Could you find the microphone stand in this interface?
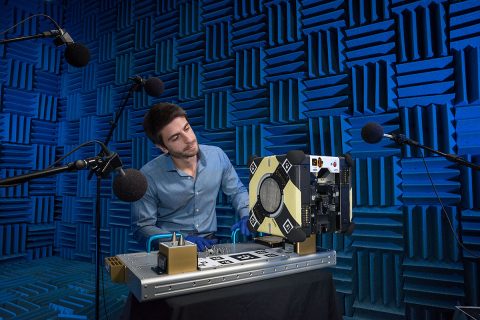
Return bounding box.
[2,26,116,320]
[90,153,122,320]
[388,134,480,171]
[103,82,141,147]
[0,153,122,320]
[87,81,140,320]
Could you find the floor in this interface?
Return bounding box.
[0,256,129,319]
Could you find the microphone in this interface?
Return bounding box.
[64,42,90,67]
[85,150,147,202]
[100,152,148,202]
[361,122,389,144]
[2,28,91,67]
[360,122,480,170]
[129,76,165,97]
[35,29,90,67]
[361,122,413,146]
[52,29,90,68]
[113,168,148,202]
[0,14,89,67]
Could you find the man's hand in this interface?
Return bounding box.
[231,216,251,237]
[185,235,218,252]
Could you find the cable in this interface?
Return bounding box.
[421,153,480,260]
[231,228,239,244]
[0,13,62,35]
[146,233,179,253]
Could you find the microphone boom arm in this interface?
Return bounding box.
[100,76,162,152]
[103,85,139,148]
[0,159,85,187]
[389,134,480,171]
[0,31,56,44]
[0,154,121,187]
[87,79,140,180]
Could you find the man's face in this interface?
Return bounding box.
[158,116,198,159]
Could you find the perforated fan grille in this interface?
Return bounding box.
[259,177,282,214]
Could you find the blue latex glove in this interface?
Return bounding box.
[185,235,218,252]
[231,216,251,237]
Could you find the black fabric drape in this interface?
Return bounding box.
[122,269,341,320]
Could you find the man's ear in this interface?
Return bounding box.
[156,144,168,154]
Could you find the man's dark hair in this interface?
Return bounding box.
[143,103,188,146]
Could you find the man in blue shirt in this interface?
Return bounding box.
[132,102,251,251]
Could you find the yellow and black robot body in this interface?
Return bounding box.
[247,150,353,244]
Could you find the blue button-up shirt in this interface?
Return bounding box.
[131,144,249,246]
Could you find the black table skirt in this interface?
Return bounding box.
[121,268,341,320]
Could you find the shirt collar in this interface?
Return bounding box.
[165,155,177,172]
[164,144,206,173]
[197,145,206,173]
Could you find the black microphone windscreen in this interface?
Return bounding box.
[144,77,164,97]
[64,43,90,67]
[113,168,148,202]
[361,122,384,144]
